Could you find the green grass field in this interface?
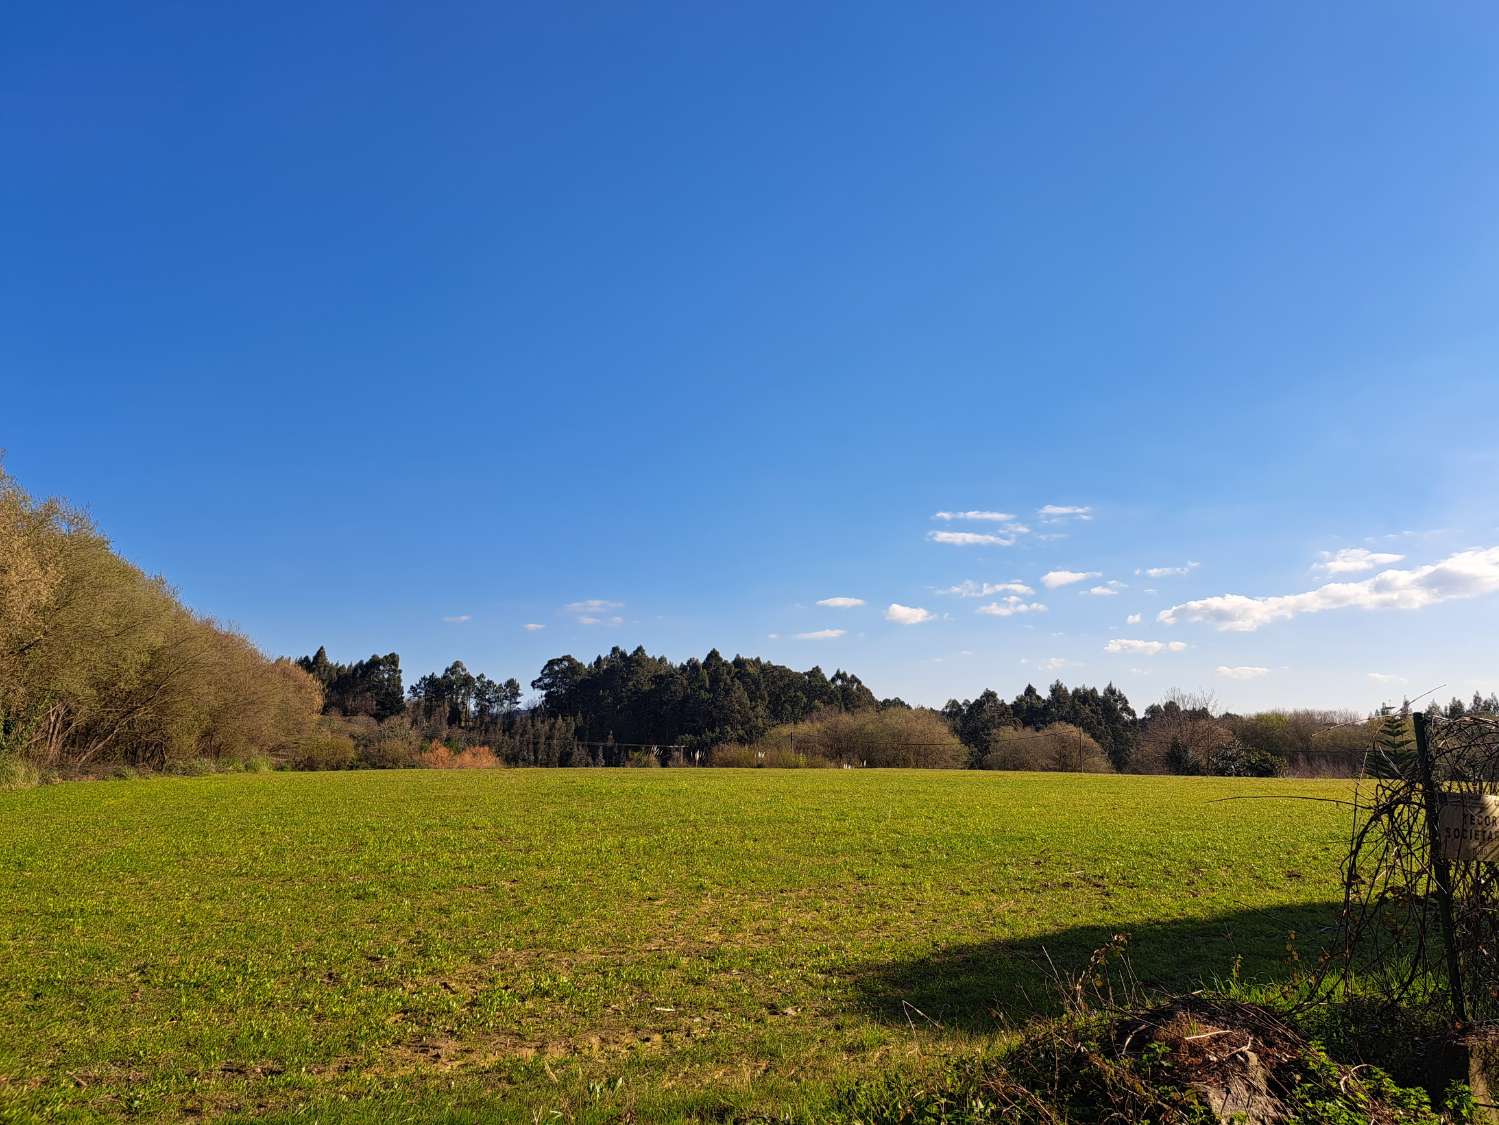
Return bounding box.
[0,769,1352,1122]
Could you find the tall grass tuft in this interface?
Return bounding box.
[0,754,41,790]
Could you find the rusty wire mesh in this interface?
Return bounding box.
[1323,714,1499,1026]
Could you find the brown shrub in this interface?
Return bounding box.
[982,723,1113,773]
[707,743,833,768]
[418,741,501,769]
[709,743,758,767]
[623,749,661,768]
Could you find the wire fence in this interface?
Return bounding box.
[1320,712,1499,1026]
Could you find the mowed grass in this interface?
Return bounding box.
[0,769,1351,1122]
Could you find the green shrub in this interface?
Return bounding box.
[1208,738,1282,777]
[756,707,965,768]
[1166,735,1200,775]
[287,732,357,771]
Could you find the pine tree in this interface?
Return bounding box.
[1369,705,1415,780]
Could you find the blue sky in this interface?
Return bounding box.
[6,2,1499,712]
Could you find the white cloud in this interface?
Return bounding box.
[1105,638,1188,655]
[1082,580,1126,597]
[1038,504,1092,521]
[1314,548,1405,574]
[939,579,1034,598]
[1041,569,1101,589]
[816,596,865,608]
[1365,529,1447,542]
[1217,665,1270,680]
[767,632,780,640]
[1038,656,1077,671]
[565,599,624,625]
[442,614,472,623]
[928,530,1018,547]
[933,510,1016,522]
[566,599,622,614]
[886,603,934,624]
[1158,547,1499,632]
[1126,613,1142,625]
[977,596,1048,617]
[1368,672,1407,684]
[796,628,846,640]
[522,623,545,631]
[1135,561,1200,578]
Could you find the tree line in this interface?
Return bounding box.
[291,640,1467,777]
[9,464,1491,783]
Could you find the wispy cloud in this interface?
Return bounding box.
[566,599,622,614]
[977,596,1048,617]
[1365,529,1448,543]
[930,511,1031,544]
[1314,548,1404,574]
[796,628,846,640]
[939,580,1034,598]
[1135,561,1199,578]
[816,596,865,608]
[1038,656,1077,671]
[522,623,545,631]
[1082,580,1126,597]
[933,510,1016,522]
[1041,569,1101,590]
[442,614,472,623]
[929,530,1019,547]
[886,603,934,624]
[1368,671,1407,685]
[1105,638,1188,655]
[1158,547,1499,632]
[1217,665,1269,680]
[1126,613,1142,625]
[1038,504,1092,522]
[566,598,624,626]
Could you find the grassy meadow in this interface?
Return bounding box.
[0,769,1352,1122]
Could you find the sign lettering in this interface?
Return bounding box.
[1438,792,1499,862]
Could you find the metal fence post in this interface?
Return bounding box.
[1414,712,1468,1026]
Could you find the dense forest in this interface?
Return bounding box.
[6,464,1496,785]
[293,638,1499,778]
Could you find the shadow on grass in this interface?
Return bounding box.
[852,902,1341,1035]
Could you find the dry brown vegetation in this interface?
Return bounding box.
[981,722,1114,773]
[0,464,321,782]
[417,741,503,769]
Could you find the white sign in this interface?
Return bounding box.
[1438,792,1499,862]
